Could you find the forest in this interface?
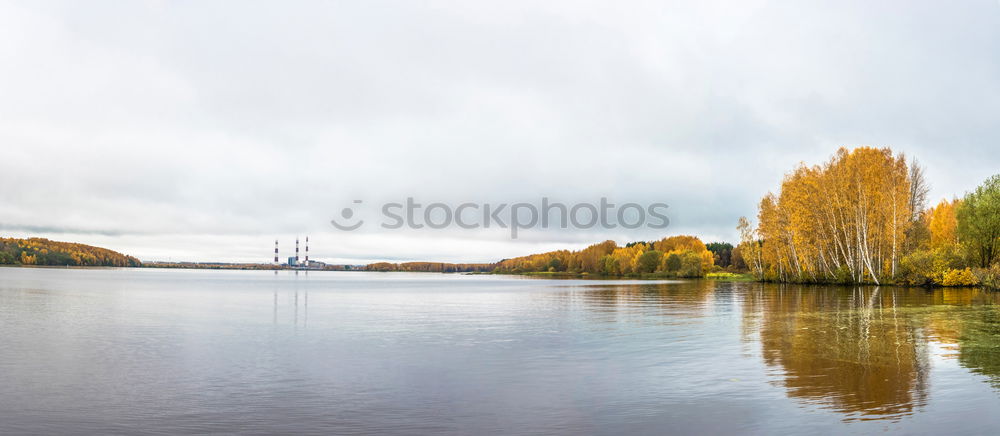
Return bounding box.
[492,235,721,277]
[0,237,141,267]
[736,146,1000,287]
[365,235,734,278]
[366,262,495,273]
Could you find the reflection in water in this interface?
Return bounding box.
[742,285,1000,421]
[747,286,929,420]
[957,307,1000,388]
[567,281,718,317]
[271,271,308,328]
[553,280,1000,423]
[7,269,1000,434]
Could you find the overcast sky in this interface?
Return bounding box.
[1,0,999,264]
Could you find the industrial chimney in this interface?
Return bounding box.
[274,239,279,265]
[295,237,300,266]
[305,236,309,266]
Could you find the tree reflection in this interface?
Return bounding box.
[748,285,930,420]
[562,281,718,320]
[957,306,1000,388]
[571,280,1000,420]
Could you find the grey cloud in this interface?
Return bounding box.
[1,0,998,262]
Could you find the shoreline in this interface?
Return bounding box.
[2,263,992,289]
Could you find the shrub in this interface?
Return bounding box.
[678,252,704,277]
[897,250,936,286]
[974,265,1000,290]
[636,250,663,274]
[662,253,681,272]
[941,268,979,286]
[931,244,967,274]
[897,245,973,286]
[834,265,853,284]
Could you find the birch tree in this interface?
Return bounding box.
[752,147,912,284]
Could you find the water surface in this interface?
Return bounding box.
[3,268,1000,434]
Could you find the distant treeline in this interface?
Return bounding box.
[366,262,495,273]
[494,235,723,277]
[366,235,737,278]
[144,262,356,271]
[0,237,141,267]
[143,262,282,270]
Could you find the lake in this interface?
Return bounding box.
[3,268,1000,435]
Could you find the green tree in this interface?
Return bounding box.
[636,250,663,274]
[678,252,704,277]
[601,255,620,275]
[664,253,682,272]
[705,242,733,267]
[958,175,1000,267]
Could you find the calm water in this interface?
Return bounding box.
[3,268,1000,435]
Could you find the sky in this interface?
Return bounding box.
[1,0,999,264]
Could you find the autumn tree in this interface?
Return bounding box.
[736,216,763,279]
[652,235,715,272]
[752,147,912,284]
[908,158,930,222]
[928,199,960,249]
[0,237,140,267]
[493,235,712,277]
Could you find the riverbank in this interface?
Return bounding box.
[472,270,758,281]
[480,270,996,289]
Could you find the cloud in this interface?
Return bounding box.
[1,0,998,262]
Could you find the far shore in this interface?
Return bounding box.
[4,264,988,289]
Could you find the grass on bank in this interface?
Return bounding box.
[704,272,757,281]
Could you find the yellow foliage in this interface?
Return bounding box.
[941,268,979,286]
[755,147,911,284]
[1,237,140,267]
[492,236,711,276]
[609,244,646,274]
[19,252,37,265]
[653,235,714,270]
[927,198,960,249]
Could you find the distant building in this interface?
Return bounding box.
[276,236,321,268]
